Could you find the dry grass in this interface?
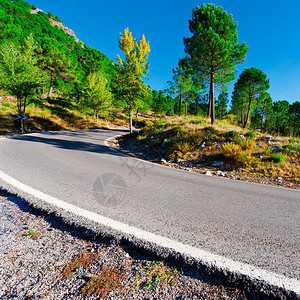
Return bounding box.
[62,250,103,279]
[81,265,125,299]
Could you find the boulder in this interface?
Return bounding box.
[217,170,225,177]
[205,170,212,176]
[212,161,224,167]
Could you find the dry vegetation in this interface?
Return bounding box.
[117,115,300,189]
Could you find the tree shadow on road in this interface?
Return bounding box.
[11,130,129,157]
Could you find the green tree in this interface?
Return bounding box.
[184,3,248,124]
[82,72,112,122]
[288,101,300,136]
[272,100,289,135]
[231,67,270,128]
[0,35,44,115]
[250,91,273,132]
[167,65,192,116]
[37,39,72,101]
[116,28,151,133]
[216,91,229,120]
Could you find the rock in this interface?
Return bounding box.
[200,142,206,148]
[217,170,225,177]
[255,143,262,147]
[239,135,245,139]
[176,159,183,163]
[205,130,211,133]
[216,145,221,150]
[212,161,224,167]
[205,171,212,176]
[264,135,272,142]
[160,158,167,164]
[269,145,281,152]
[273,139,280,142]
[212,142,218,146]
[277,177,282,183]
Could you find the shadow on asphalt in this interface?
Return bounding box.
[11,131,128,157]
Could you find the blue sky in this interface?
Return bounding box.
[29,0,300,103]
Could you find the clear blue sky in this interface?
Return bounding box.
[29,0,300,103]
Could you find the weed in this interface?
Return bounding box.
[169,141,193,160]
[62,251,102,279]
[223,130,239,140]
[137,134,147,142]
[281,143,300,156]
[171,125,184,135]
[204,126,219,134]
[240,138,255,151]
[190,118,204,125]
[202,133,216,144]
[264,152,287,163]
[81,266,124,298]
[245,131,256,138]
[221,143,242,163]
[135,261,178,290]
[22,229,40,240]
[1,102,10,107]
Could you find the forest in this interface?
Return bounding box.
[0,0,299,137]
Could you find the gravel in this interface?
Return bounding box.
[0,191,251,299]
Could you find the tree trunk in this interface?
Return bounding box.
[210,72,215,124]
[47,70,54,101]
[178,91,182,115]
[135,109,139,118]
[244,96,252,128]
[185,102,188,117]
[129,113,133,133]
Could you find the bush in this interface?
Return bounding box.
[137,134,147,142]
[245,131,256,138]
[240,138,255,150]
[265,152,287,163]
[171,125,184,135]
[183,134,202,146]
[31,5,37,9]
[221,143,242,162]
[169,141,193,160]
[281,143,300,155]
[204,126,219,134]
[224,130,239,140]
[203,133,216,144]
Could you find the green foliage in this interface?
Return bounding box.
[184,3,248,124]
[169,141,194,160]
[240,138,255,150]
[190,118,204,125]
[231,67,270,128]
[264,152,287,163]
[0,35,44,114]
[223,130,239,139]
[204,126,219,134]
[81,72,112,122]
[245,131,256,138]
[281,143,300,156]
[171,125,184,135]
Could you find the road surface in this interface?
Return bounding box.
[0,129,299,284]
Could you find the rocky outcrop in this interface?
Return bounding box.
[30,8,83,46]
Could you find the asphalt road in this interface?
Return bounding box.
[0,129,299,280]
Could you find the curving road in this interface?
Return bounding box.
[0,129,299,283]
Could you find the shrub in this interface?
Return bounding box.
[183,134,203,146]
[137,134,147,142]
[31,5,37,9]
[265,152,287,163]
[224,130,239,140]
[245,131,256,138]
[144,119,154,127]
[203,133,216,144]
[281,143,300,155]
[240,152,260,169]
[1,102,10,107]
[221,143,242,162]
[240,138,255,150]
[171,125,184,135]
[204,126,219,134]
[169,141,193,160]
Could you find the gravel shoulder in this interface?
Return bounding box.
[0,190,251,299]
